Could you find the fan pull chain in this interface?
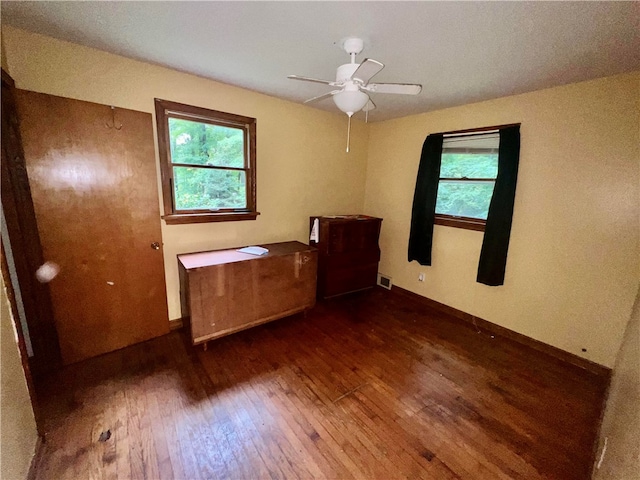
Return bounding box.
[346,114,352,153]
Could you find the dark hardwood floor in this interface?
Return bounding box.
[32,288,608,479]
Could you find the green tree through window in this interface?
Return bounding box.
[435,132,499,228]
[436,153,498,219]
[169,118,246,210]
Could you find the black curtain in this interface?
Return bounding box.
[408,134,443,265]
[477,125,521,286]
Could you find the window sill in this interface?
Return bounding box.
[163,211,260,225]
[434,214,485,232]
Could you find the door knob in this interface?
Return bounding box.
[151,242,160,250]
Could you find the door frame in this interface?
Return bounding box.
[1,68,62,377]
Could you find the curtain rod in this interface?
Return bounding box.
[437,123,521,138]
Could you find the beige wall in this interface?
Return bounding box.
[3,26,639,368]
[593,285,640,478]
[364,73,639,368]
[1,32,8,72]
[2,26,369,320]
[0,275,38,480]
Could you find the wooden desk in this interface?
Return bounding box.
[178,241,317,348]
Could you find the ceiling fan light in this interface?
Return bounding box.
[332,90,369,115]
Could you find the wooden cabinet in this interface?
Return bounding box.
[310,215,382,299]
[178,241,317,346]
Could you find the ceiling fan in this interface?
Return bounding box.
[288,37,422,151]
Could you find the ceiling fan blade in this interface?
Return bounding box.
[366,83,422,95]
[303,90,341,104]
[351,58,384,84]
[288,75,335,85]
[363,98,376,112]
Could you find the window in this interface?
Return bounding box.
[434,132,499,231]
[409,124,520,281]
[155,99,258,224]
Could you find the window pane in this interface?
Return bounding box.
[168,118,244,168]
[436,181,495,219]
[439,153,498,179]
[173,166,246,210]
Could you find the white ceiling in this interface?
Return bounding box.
[2,1,639,122]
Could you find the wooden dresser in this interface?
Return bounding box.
[310,215,382,299]
[178,241,317,347]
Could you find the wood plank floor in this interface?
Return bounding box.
[32,288,608,480]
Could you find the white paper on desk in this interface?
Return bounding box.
[310,218,319,242]
[236,246,269,256]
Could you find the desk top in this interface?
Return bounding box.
[311,215,381,222]
[178,241,315,270]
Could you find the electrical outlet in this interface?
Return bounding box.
[418,273,425,282]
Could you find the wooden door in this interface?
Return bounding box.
[15,90,169,365]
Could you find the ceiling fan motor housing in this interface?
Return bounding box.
[342,37,364,56]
